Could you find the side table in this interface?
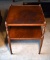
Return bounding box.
[5,5,46,54]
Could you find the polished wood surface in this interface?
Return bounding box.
[8,26,42,40]
[6,5,45,26]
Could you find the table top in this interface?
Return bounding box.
[6,5,45,26]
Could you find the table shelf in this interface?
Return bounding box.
[8,26,42,40]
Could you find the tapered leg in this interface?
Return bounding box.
[8,37,12,54]
[38,23,46,54]
[5,22,12,54]
[39,37,44,54]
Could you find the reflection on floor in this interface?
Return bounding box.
[0,18,50,60]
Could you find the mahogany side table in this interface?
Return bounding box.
[5,5,46,54]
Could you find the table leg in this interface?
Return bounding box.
[39,36,44,54]
[8,37,12,54]
[5,21,12,54]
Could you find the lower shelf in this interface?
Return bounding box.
[8,26,42,40]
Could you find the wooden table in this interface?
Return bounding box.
[5,5,46,54]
